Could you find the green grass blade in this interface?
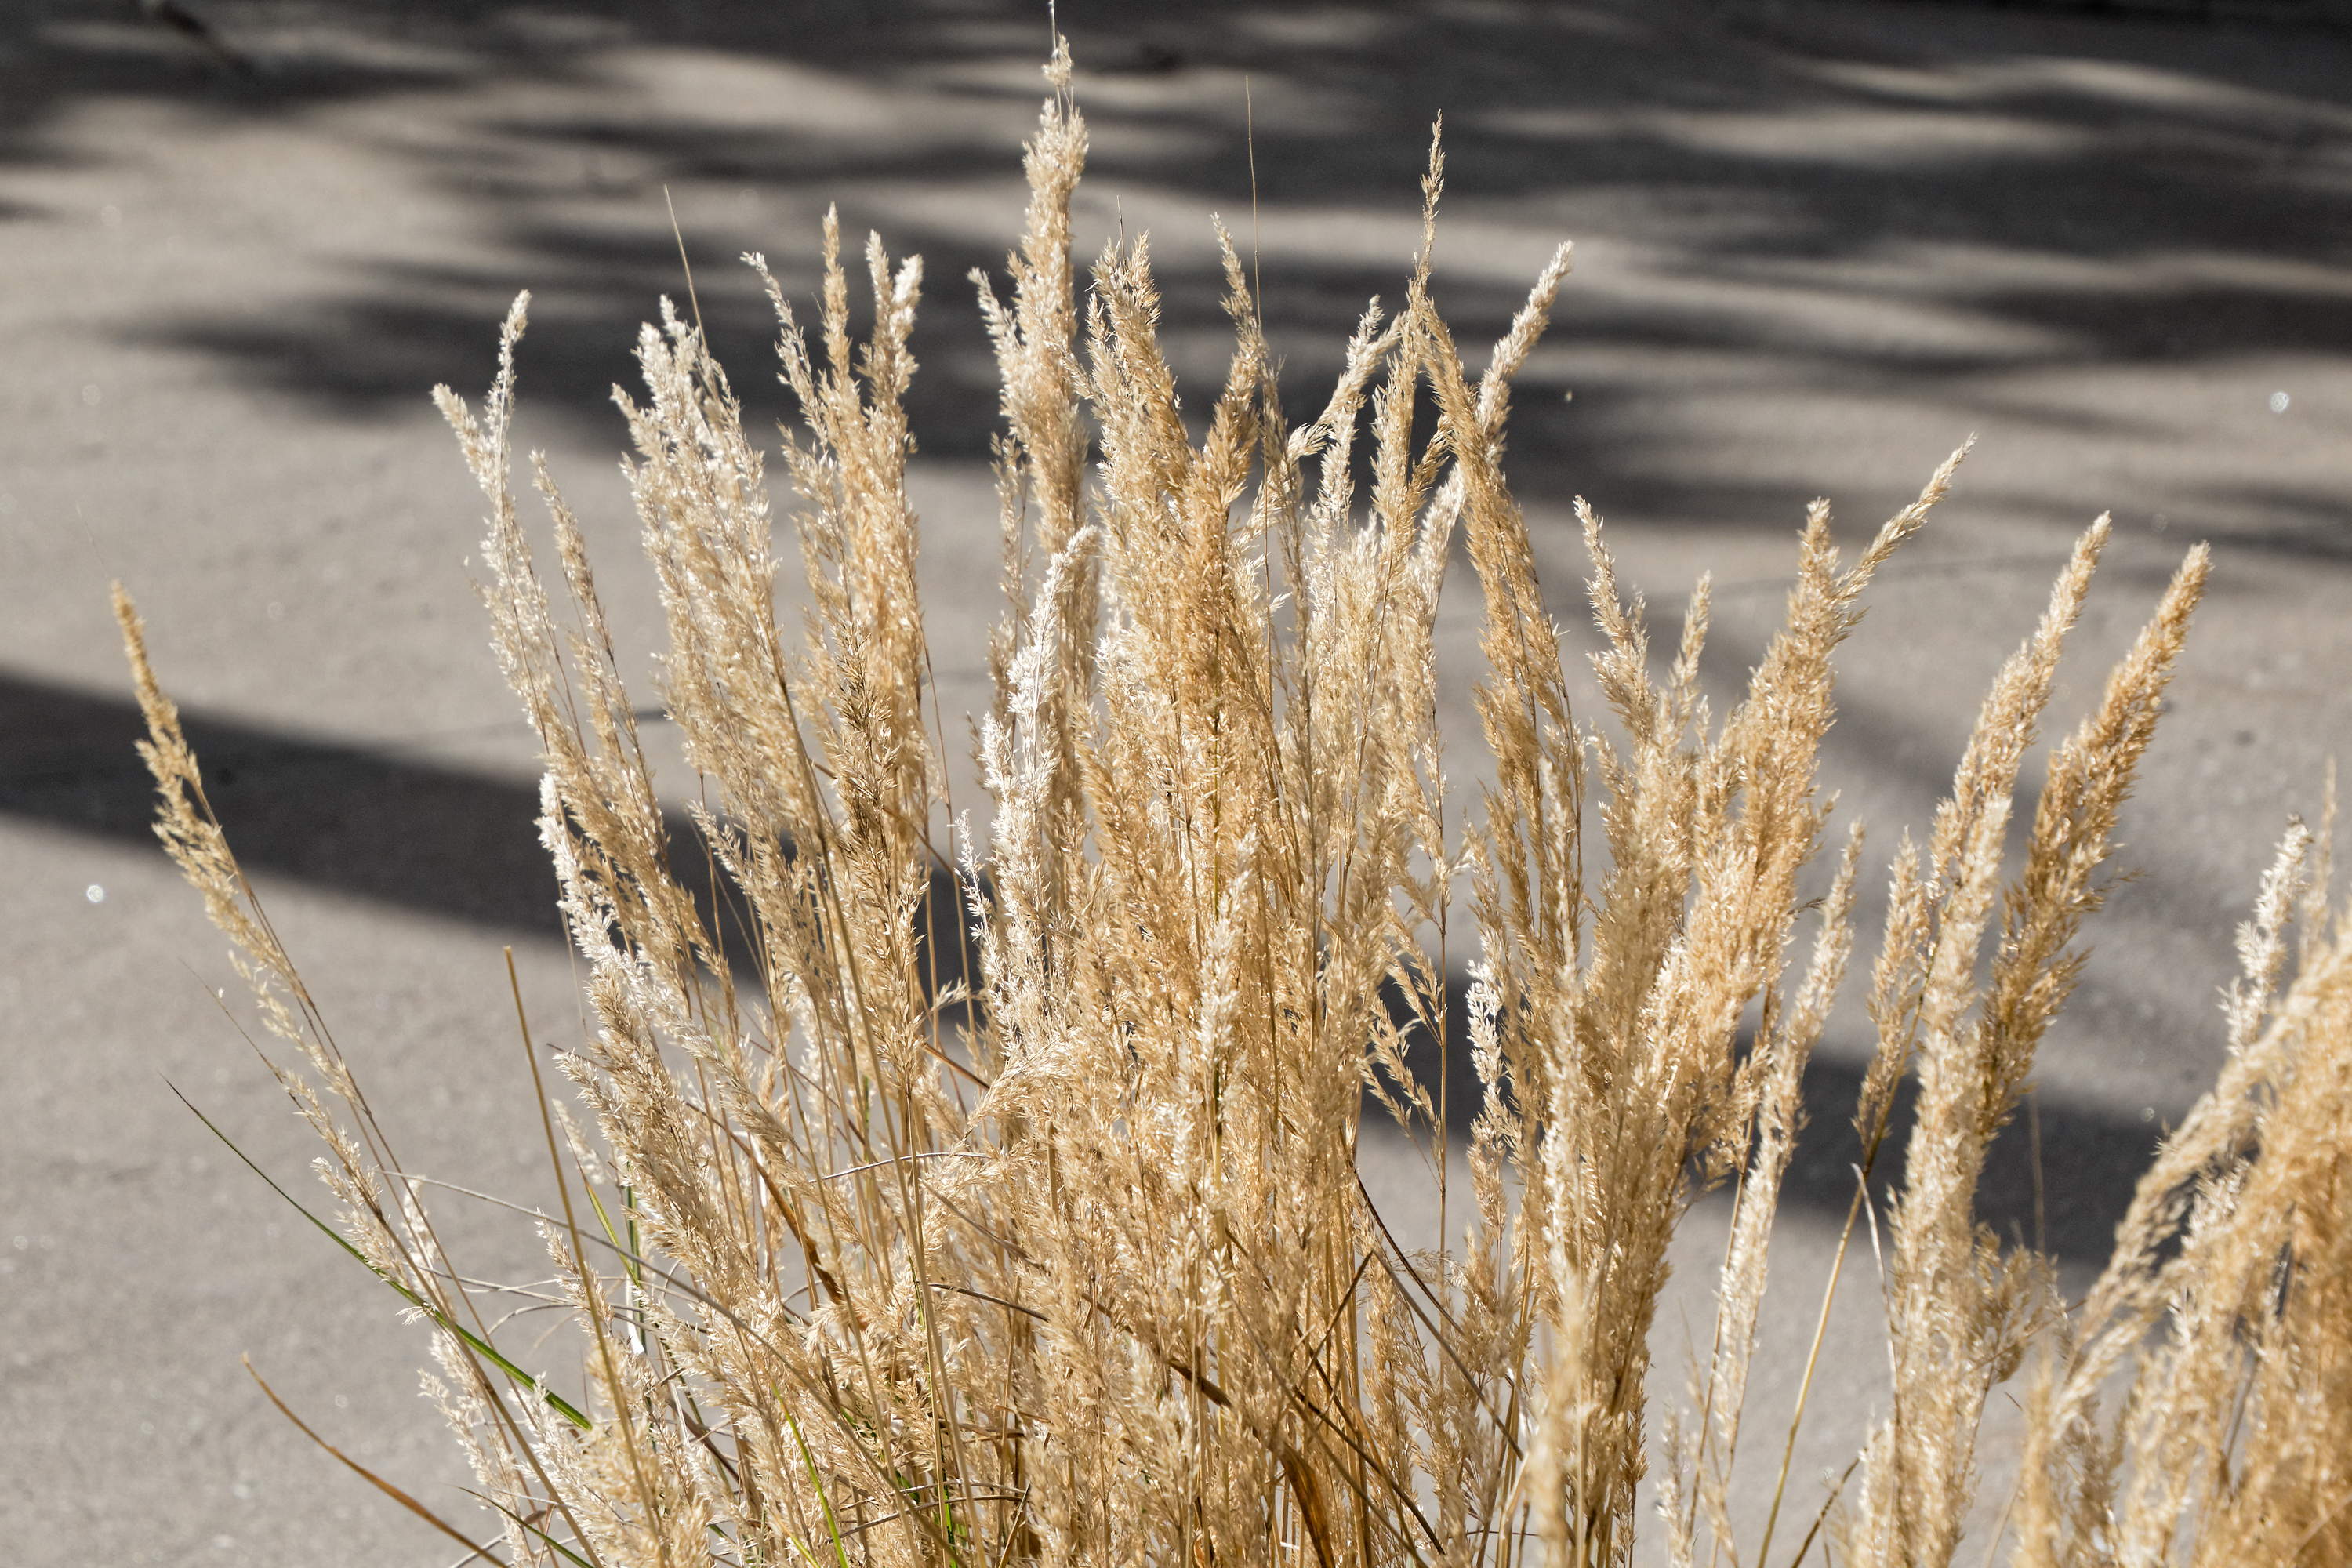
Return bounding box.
[580,1180,641,1291]
[786,1410,857,1568]
[171,1080,595,1431]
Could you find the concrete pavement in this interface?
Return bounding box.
[4,2,2349,1562]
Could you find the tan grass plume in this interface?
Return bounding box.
[118,38,2333,1568]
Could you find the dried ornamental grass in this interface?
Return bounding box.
[118,42,2346,1568]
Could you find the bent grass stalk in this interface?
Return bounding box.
[118,38,2347,1568]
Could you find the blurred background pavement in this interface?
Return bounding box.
[2,1,2349,1562]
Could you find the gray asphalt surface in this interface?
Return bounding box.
[4,2,2350,1563]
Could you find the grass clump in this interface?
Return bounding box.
[116,42,2350,1568]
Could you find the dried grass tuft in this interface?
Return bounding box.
[119,40,2342,1568]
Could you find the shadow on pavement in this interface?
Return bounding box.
[4,659,2165,1269]
[3,666,568,931]
[1381,973,2165,1270]
[3,0,2349,538]
[0,668,982,1000]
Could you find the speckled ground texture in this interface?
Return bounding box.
[3,1,2349,1563]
